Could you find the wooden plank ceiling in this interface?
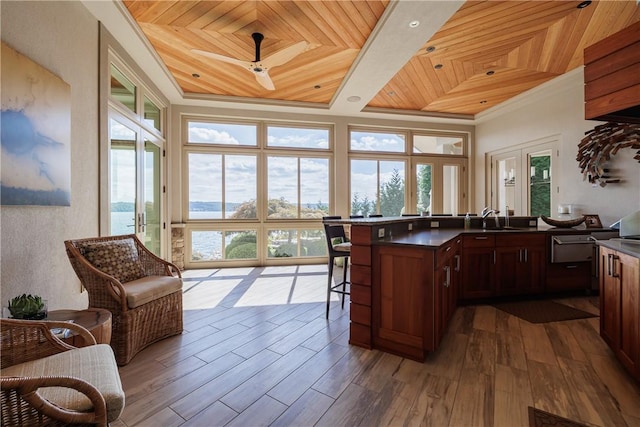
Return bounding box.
[125,0,640,117]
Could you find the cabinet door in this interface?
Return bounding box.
[519,245,546,294]
[495,246,520,295]
[461,247,495,299]
[600,247,619,349]
[435,241,457,345]
[372,245,435,358]
[616,251,640,377]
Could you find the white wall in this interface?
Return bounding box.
[475,70,640,227]
[1,1,99,310]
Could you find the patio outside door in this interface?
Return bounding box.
[109,116,162,256]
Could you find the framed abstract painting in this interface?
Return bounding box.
[1,42,71,206]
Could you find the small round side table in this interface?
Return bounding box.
[47,308,112,347]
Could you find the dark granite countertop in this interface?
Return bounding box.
[597,238,640,259]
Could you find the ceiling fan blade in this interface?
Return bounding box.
[254,70,275,91]
[191,49,248,68]
[261,41,311,68]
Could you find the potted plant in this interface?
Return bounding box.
[7,294,47,319]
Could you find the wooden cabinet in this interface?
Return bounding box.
[599,246,640,380]
[372,245,435,361]
[461,235,495,299]
[435,238,460,344]
[495,234,545,296]
[372,238,460,362]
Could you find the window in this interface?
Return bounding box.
[267,156,329,219]
[350,159,406,216]
[187,153,257,219]
[187,121,257,146]
[110,64,136,113]
[267,126,329,149]
[183,118,333,266]
[349,128,468,217]
[350,130,406,153]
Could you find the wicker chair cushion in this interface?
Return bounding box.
[1,344,125,423]
[79,239,146,283]
[333,242,351,252]
[122,276,183,308]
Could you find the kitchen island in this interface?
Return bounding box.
[326,215,616,361]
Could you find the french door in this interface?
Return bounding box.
[412,158,467,215]
[488,138,557,217]
[109,115,162,255]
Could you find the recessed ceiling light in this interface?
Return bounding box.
[480,100,487,104]
[434,64,443,70]
[192,73,200,78]
[425,46,436,53]
[388,91,396,96]
[409,20,420,28]
[577,1,592,8]
[486,70,495,76]
[314,85,321,89]
[347,96,361,102]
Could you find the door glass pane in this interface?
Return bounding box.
[267,157,298,219]
[442,165,459,215]
[267,126,329,149]
[529,152,551,217]
[413,135,464,155]
[143,96,161,131]
[144,139,161,255]
[110,119,136,235]
[110,64,136,113]
[187,121,257,146]
[350,130,405,152]
[417,163,432,215]
[379,161,405,216]
[188,153,222,219]
[350,160,378,216]
[497,157,517,217]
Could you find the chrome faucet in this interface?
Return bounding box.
[481,207,499,229]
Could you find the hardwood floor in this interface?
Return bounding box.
[112,266,640,427]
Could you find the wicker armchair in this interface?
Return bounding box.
[1,318,125,426]
[64,234,183,365]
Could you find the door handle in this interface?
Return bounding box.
[444,265,451,287]
[454,254,460,272]
[524,249,528,263]
[612,255,620,278]
[607,253,612,276]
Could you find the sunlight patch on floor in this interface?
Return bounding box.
[183,279,242,310]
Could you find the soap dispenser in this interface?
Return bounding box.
[464,213,471,229]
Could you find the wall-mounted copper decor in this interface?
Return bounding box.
[577,122,640,187]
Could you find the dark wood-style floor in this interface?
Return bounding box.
[112,266,640,427]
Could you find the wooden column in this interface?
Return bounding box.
[348,225,373,348]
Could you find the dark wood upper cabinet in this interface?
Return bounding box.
[584,21,640,124]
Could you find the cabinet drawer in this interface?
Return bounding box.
[437,239,456,260]
[546,262,591,292]
[496,233,545,247]
[463,235,495,248]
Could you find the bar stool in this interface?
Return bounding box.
[322,216,351,319]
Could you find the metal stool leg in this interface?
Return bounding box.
[326,255,334,319]
[341,256,349,309]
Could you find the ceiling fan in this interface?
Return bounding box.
[192,33,311,91]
